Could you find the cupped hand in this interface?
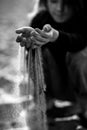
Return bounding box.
[31,24,59,46]
[16,26,35,48]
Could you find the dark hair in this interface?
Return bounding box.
[39,0,85,15]
[39,0,47,8]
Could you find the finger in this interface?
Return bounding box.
[32,38,45,46]
[31,36,48,46]
[21,33,30,38]
[35,28,49,38]
[20,41,25,47]
[21,37,32,48]
[31,31,39,36]
[20,37,28,47]
[31,32,47,42]
[35,36,46,42]
[16,35,23,42]
[16,27,27,34]
[16,34,27,42]
[25,38,32,49]
[43,24,52,32]
[16,26,34,35]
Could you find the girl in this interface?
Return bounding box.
[16,0,87,128]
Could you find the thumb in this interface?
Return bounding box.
[42,24,52,32]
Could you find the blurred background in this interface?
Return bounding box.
[0,0,37,82]
[0,1,38,130]
[0,0,39,97]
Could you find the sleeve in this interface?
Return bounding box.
[29,11,44,29]
[57,30,87,52]
[30,15,40,28]
[55,16,87,52]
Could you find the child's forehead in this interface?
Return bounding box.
[48,0,73,6]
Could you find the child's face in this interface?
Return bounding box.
[47,0,73,23]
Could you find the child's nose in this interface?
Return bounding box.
[56,0,63,12]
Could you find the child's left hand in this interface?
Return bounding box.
[31,24,59,47]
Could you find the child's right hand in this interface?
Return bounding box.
[16,26,36,49]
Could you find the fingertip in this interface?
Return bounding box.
[35,28,42,34]
[15,27,24,34]
[20,42,25,47]
[16,38,19,42]
[16,36,22,42]
[15,29,21,34]
[43,24,51,32]
[35,28,40,32]
[31,31,38,36]
[30,30,35,35]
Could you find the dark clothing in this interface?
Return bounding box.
[30,10,87,102]
[31,10,87,52]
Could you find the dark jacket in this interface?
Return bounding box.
[30,10,87,102]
